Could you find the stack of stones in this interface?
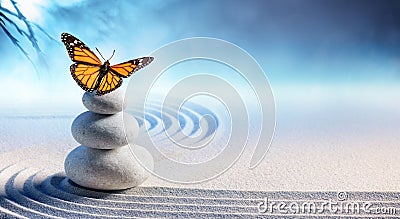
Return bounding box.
[64,90,151,190]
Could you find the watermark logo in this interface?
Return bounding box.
[336,191,348,201]
[124,38,275,183]
[257,192,397,216]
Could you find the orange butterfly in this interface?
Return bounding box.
[61,32,154,95]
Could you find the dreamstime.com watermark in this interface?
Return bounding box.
[257,192,397,216]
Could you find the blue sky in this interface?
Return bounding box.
[1,0,400,112]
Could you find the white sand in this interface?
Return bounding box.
[1,90,400,217]
[1,97,400,191]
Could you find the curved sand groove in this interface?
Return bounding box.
[1,163,400,218]
[0,103,258,218]
[0,164,262,218]
[1,102,400,218]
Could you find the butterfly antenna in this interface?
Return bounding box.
[108,50,115,61]
[96,47,106,61]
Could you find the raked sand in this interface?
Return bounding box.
[1,93,400,217]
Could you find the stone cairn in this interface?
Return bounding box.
[65,90,151,190]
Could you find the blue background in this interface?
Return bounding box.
[1,0,400,114]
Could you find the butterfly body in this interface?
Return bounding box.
[93,60,110,90]
[100,60,110,74]
[61,33,154,95]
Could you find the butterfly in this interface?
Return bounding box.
[61,32,154,95]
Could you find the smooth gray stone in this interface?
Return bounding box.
[64,145,153,190]
[82,90,126,114]
[71,111,139,149]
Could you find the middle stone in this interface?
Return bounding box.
[71,111,139,149]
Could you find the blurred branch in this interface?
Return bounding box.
[0,10,36,68]
[0,0,55,74]
[9,0,41,53]
[33,23,58,43]
[0,9,27,36]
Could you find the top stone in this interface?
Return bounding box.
[82,90,126,114]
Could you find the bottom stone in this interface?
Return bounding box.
[64,145,153,190]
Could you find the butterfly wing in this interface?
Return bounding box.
[70,63,101,92]
[110,57,154,78]
[61,32,102,65]
[62,33,103,92]
[61,33,154,95]
[96,57,154,95]
[96,71,123,95]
